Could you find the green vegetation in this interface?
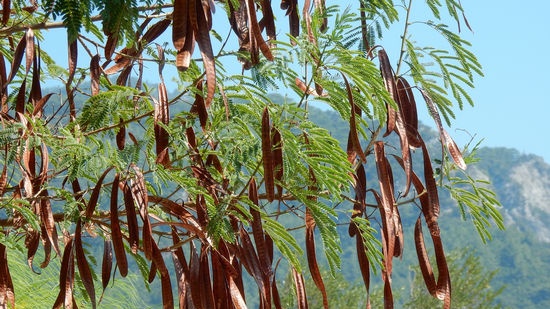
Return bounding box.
[0,1,506,308]
[5,249,151,308]
[281,249,504,309]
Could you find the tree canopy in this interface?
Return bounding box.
[0,1,503,308]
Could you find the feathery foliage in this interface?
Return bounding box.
[0,1,501,308]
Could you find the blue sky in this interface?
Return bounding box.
[39,1,550,162]
[410,1,550,162]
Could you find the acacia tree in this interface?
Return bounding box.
[0,1,503,308]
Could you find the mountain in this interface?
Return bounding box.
[475,147,550,242]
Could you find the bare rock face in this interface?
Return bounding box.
[505,158,550,242]
[463,147,550,242]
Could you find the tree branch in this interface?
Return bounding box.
[0,4,174,37]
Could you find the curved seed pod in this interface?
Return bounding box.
[393,153,450,306]
[228,0,249,58]
[6,30,26,85]
[248,178,271,279]
[1,0,10,26]
[229,275,248,309]
[211,251,230,308]
[142,217,154,261]
[295,77,326,96]
[116,118,126,150]
[420,88,466,170]
[378,49,398,136]
[200,0,214,30]
[110,174,128,277]
[261,107,275,202]
[37,142,48,189]
[101,238,112,291]
[85,167,114,219]
[305,208,328,309]
[396,77,421,147]
[442,130,467,170]
[141,18,171,45]
[392,152,439,234]
[148,260,157,283]
[0,55,7,111]
[282,0,299,44]
[104,47,137,75]
[433,226,451,307]
[39,189,60,257]
[32,93,53,117]
[115,63,132,86]
[190,79,208,131]
[155,82,170,167]
[355,233,370,306]
[238,227,270,307]
[67,38,76,85]
[176,10,195,71]
[171,235,189,308]
[342,73,366,163]
[24,228,40,273]
[272,273,282,309]
[130,164,153,260]
[206,153,223,175]
[420,139,441,222]
[156,44,165,79]
[414,217,437,296]
[24,28,34,76]
[189,241,202,308]
[15,77,26,114]
[104,34,117,61]
[248,178,273,308]
[121,182,139,254]
[302,0,314,45]
[271,127,284,198]
[173,0,189,52]
[90,54,100,96]
[39,226,52,269]
[370,189,394,278]
[151,242,174,308]
[373,142,396,275]
[392,206,404,258]
[383,273,394,309]
[192,0,216,108]
[0,243,15,309]
[261,0,276,42]
[199,247,215,308]
[394,111,412,196]
[349,163,366,237]
[246,0,273,61]
[53,238,75,309]
[71,179,84,208]
[129,164,148,218]
[292,268,308,309]
[378,49,396,98]
[75,221,96,308]
[29,44,41,108]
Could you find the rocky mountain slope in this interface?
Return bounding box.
[475,147,550,242]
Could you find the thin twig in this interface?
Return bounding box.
[396,0,413,76]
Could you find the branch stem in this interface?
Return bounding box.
[396,0,413,76]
